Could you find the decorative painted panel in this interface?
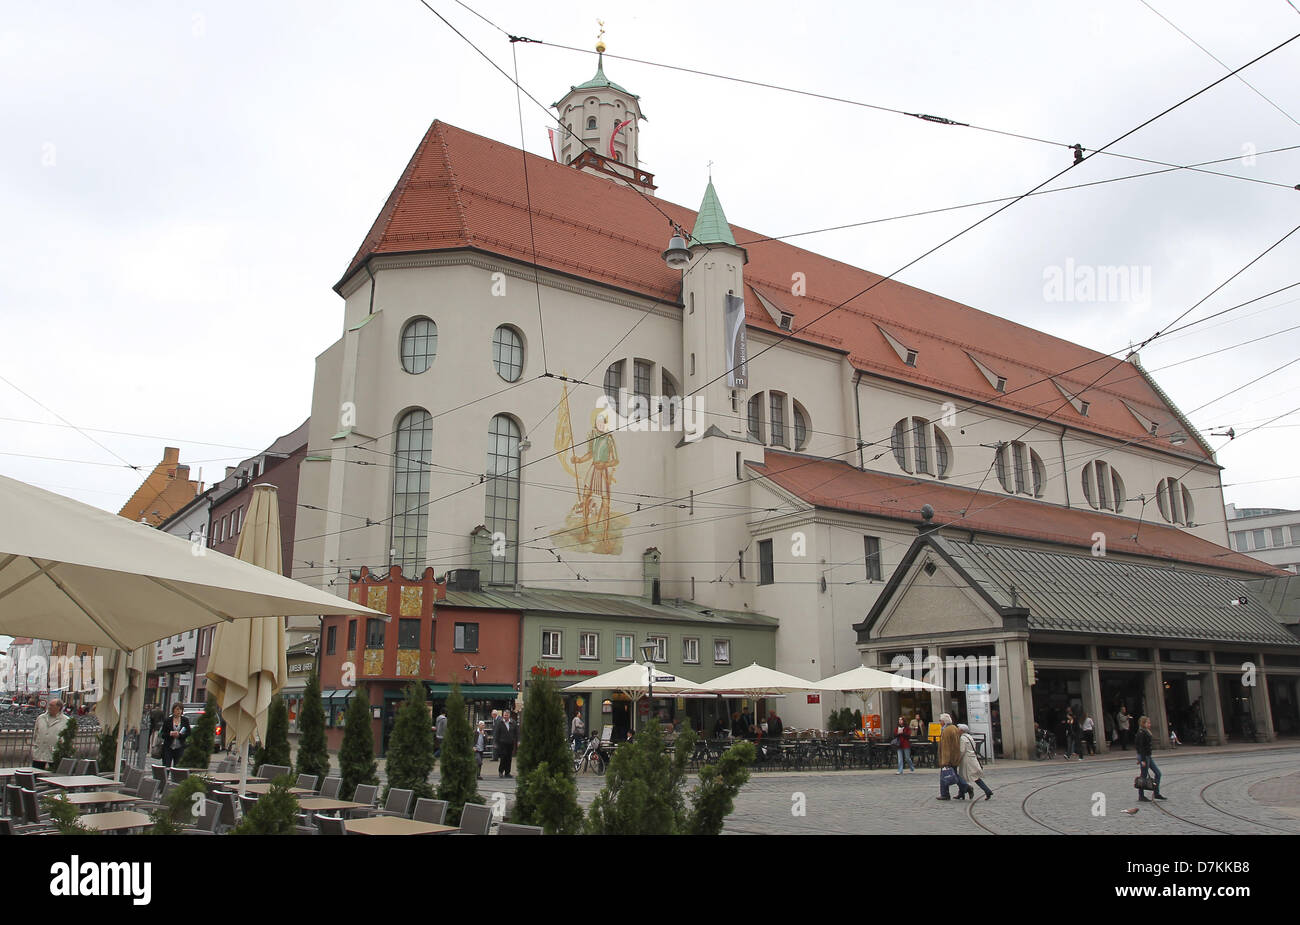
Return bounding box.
[396,650,421,677]
[363,648,384,676]
[367,586,388,612]
[400,585,423,616]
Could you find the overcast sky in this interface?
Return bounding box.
[2,0,1298,544]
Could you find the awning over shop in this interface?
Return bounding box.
[321,689,355,705]
[426,684,518,700]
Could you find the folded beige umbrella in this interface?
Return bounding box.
[206,484,288,793]
[0,474,377,650]
[92,644,148,781]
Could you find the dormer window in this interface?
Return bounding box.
[779,313,793,331]
[904,350,918,367]
[995,376,1007,392]
[876,325,918,368]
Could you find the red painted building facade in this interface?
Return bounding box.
[319,566,522,753]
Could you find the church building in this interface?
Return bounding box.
[295,48,1300,757]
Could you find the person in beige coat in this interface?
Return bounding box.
[957,724,993,800]
[31,698,69,769]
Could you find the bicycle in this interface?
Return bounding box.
[573,736,607,775]
[1035,729,1056,760]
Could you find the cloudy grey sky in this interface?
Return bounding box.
[2,0,1298,532]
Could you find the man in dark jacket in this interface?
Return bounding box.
[493,710,517,778]
[1134,715,1166,802]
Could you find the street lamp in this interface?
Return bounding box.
[640,642,658,732]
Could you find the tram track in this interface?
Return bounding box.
[967,754,1299,835]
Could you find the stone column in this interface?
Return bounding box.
[1203,654,1226,746]
[1143,664,1166,751]
[997,637,1032,760]
[1250,653,1274,742]
[1084,653,1104,754]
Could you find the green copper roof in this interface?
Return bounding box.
[691,181,736,246]
[552,53,641,107]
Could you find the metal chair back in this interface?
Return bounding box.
[296,774,319,792]
[315,813,347,835]
[497,822,543,835]
[318,778,342,800]
[352,783,378,807]
[413,798,448,825]
[381,788,413,817]
[56,758,76,775]
[457,802,493,835]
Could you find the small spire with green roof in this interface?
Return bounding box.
[691,180,736,247]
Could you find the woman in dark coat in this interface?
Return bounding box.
[158,703,191,767]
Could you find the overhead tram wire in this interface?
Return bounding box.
[0,373,141,472]
[528,34,1300,191]
[1138,0,1300,127]
[511,39,550,375]
[738,145,1300,246]
[683,31,1300,408]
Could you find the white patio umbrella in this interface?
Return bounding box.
[563,661,704,731]
[0,474,379,651]
[812,665,944,737]
[696,663,820,734]
[205,484,289,794]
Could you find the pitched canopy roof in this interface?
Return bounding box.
[857,533,1299,648]
[342,120,1208,459]
[749,449,1278,577]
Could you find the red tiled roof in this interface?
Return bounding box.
[749,450,1280,577]
[342,121,1206,458]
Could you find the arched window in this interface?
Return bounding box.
[390,409,432,574]
[492,325,524,382]
[660,370,681,427]
[995,441,1044,497]
[891,417,953,478]
[604,360,624,414]
[747,394,764,442]
[400,317,437,374]
[1082,461,1126,513]
[793,402,809,450]
[485,415,521,585]
[586,116,597,130]
[769,392,787,446]
[1156,476,1196,525]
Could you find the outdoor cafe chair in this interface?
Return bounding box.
[497,822,542,835]
[413,798,448,825]
[294,824,318,835]
[239,794,259,818]
[167,766,191,784]
[349,784,378,817]
[77,759,97,775]
[257,764,291,780]
[372,788,413,819]
[453,802,493,835]
[212,790,239,829]
[318,777,342,800]
[315,813,347,836]
[189,800,222,833]
[15,771,42,793]
[56,758,76,775]
[151,764,166,785]
[295,774,319,792]
[123,767,143,792]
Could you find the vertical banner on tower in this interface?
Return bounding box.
[724,293,748,388]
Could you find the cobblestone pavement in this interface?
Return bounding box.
[718,745,1300,835]
[201,742,1300,834]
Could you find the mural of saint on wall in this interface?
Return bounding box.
[552,376,627,554]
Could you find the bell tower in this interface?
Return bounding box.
[552,31,653,191]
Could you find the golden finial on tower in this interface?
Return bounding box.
[596,20,606,54]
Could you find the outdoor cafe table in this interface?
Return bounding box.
[0,767,48,779]
[243,782,313,795]
[200,772,269,784]
[344,817,456,836]
[77,810,152,833]
[42,775,115,791]
[62,791,141,811]
[299,797,368,814]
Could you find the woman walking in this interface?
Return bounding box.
[1134,715,1166,802]
[957,724,992,800]
[158,703,191,768]
[894,715,915,773]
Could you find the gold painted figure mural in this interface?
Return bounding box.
[553,376,627,554]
